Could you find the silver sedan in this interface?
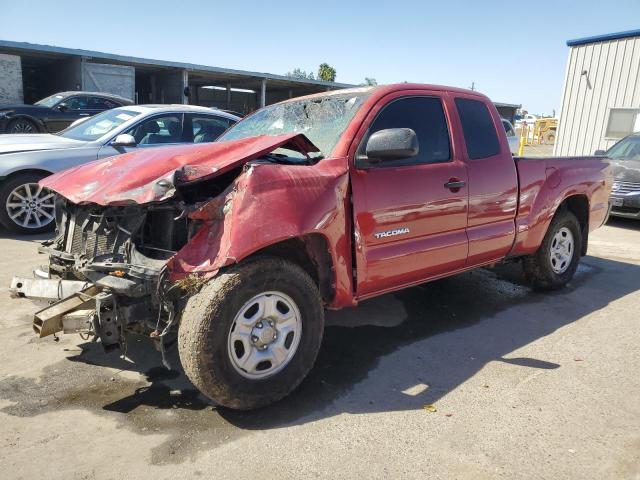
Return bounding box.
[0,104,239,233]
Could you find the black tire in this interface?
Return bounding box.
[178,256,324,410]
[0,172,56,234]
[8,118,39,134]
[543,130,556,144]
[523,210,582,291]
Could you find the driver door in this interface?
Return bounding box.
[350,93,469,298]
[45,96,91,132]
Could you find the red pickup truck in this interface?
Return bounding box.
[11,84,612,410]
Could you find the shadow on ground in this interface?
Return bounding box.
[1,255,639,463]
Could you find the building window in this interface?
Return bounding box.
[605,108,640,139]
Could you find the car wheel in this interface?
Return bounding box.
[8,118,38,134]
[522,210,582,291]
[178,256,324,410]
[0,172,56,234]
[543,130,556,144]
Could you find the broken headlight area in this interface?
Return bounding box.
[29,196,208,361]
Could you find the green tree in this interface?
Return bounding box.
[361,77,377,86]
[286,68,315,80]
[318,63,337,82]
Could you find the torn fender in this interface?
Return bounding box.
[167,157,356,308]
[40,134,319,206]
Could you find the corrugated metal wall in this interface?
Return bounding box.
[81,62,135,101]
[554,36,640,156]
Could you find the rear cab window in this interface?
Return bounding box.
[455,98,501,159]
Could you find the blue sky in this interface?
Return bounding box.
[2,0,639,114]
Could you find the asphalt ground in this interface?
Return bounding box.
[0,217,638,480]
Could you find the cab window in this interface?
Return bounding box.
[455,98,500,159]
[360,96,451,167]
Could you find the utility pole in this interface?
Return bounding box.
[470,82,475,91]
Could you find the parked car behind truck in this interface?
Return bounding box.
[11,84,612,410]
[596,132,640,219]
[0,91,133,134]
[0,105,239,233]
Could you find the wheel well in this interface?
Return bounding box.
[250,234,335,304]
[8,115,44,132]
[559,195,589,256]
[1,169,53,184]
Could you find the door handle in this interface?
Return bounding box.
[444,179,466,190]
[79,113,90,116]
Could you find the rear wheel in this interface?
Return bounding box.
[178,256,324,410]
[0,172,56,234]
[523,210,582,290]
[8,118,38,134]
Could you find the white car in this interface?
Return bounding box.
[516,113,539,127]
[502,119,519,154]
[0,105,240,233]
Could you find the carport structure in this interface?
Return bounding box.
[0,40,353,114]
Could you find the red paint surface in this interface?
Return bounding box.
[41,133,319,205]
[43,84,612,309]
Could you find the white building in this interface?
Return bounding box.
[555,29,640,156]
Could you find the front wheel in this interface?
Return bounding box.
[0,172,56,234]
[523,210,582,291]
[178,256,324,410]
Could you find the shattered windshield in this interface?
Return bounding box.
[218,91,370,158]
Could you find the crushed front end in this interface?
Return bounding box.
[9,132,326,367]
[12,195,204,363]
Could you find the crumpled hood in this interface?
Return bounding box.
[41,133,319,205]
[0,134,85,154]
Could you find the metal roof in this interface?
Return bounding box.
[493,102,521,109]
[0,39,354,89]
[567,29,640,47]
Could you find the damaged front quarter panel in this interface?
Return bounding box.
[166,156,355,308]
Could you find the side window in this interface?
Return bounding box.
[88,97,120,110]
[192,116,232,143]
[363,96,450,166]
[126,114,183,145]
[502,120,515,137]
[63,96,90,110]
[455,98,501,159]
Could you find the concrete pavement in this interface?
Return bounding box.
[0,219,638,479]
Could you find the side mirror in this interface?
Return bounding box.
[57,103,68,112]
[594,149,606,156]
[364,128,419,163]
[111,133,137,148]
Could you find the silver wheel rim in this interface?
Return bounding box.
[227,291,302,380]
[6,183,55,230]
[549,226,574,274]
[11,120,35,133]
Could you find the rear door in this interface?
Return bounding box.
[350,92,469,297]
[453,96,518,265]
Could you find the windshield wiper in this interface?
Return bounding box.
[262,152,323,165]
